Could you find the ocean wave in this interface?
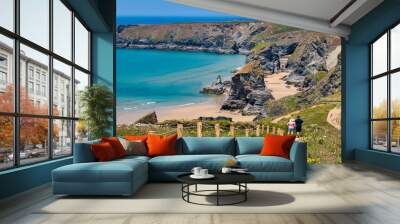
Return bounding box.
[178,102,196,107]
[123,107,138,110]
[145,101,157,105]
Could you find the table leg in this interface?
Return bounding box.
[245,183,247,201]
[187,184,190,202]
[217,184,219,206]
[195,184,198,192]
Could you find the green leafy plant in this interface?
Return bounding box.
[79,84,114,140]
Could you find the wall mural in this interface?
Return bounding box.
[116,0,342,164]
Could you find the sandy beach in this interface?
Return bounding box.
[265,72,299,100]
[117,96,256,125]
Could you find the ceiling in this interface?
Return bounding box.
[170,0,384,37]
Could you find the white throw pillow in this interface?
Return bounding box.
[120,138,147,156]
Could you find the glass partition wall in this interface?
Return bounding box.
[0,0,91,170]
[371,23,400,153]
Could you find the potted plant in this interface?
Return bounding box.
[79,84,114,140]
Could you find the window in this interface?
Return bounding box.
[19,117,49,165]
[53,119,72,158]
[36,84,40,95]
[20,0,49,48]
[0,116,13,169]
[0,0,14,31]
[53,0,72,60]
[0,71,7,84]
[42,85,46,97]
[370,23,400,153]
[0,34,14,113]
[74,17,90,70]
[53,59,72,117]
[28,81,34,94]
[74,69,89,118]
[0,1,91,169]
[28,67,34,80]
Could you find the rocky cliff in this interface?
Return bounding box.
[221,61,274,115]
[117,22,298,54]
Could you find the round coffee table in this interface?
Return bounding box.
[177,173,255,206]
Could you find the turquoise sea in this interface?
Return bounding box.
[116,49,246,112]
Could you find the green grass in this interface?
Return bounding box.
[316,71,328,82]
[269,24,299,35]
[251,41,271,52]
[274,103,341,164]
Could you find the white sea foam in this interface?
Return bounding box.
[178,102,195,107]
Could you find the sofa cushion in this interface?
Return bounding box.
[236,137,264,155]
[120,139,147,156]
[178,137,235,155]
[260,135,296,159]
[101,137,127,158]
[53,158,147,183]
[149,154,235,172]
[91,142,118,161]
[236,155,293,172]
[147,134,178,157]
[73,140,100,163]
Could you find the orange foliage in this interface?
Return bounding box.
[0,85,60,149]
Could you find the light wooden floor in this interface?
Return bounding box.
[1,163,400,224]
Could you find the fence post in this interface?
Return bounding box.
[256,125,260,136]
[277,128,282,136]
[266,126,270,134]
[230,125,235,137]
[177,124,183,137]
[215,123,220,137]
[245,128,250,137]
[197,121,202,137]
[261,125,265,135]
[272,127,276,135]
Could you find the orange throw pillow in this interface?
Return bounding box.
[146,134,177,157]
[91,142,117,162]
[101,137,127,158]
[124,135,147,142]
[260,135,296,159]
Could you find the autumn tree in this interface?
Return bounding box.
[0,85,60,151]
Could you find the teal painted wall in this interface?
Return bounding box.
[343,0,400,171]
[92,32,115,135]
[0,158,72,199]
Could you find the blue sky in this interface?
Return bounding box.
[117,0,236,17]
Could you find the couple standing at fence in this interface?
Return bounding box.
[287,116,303,136]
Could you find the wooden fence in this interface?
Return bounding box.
[175,122,286,138]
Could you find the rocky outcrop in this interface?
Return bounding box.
[221,62,274,115]
[249,43,298,73]
[135,111,158,124]
[200,75,230,95]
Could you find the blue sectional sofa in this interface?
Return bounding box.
[52,137,307,196]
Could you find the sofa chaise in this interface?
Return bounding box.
[52,137,307,196]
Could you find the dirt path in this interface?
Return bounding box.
[271,110,301,123]
[327,106,341,130]
[326,46,341,71]
[271,105,320,124]
[265,72,299,100]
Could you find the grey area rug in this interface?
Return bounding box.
[37,183,362,214]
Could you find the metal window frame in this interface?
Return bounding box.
[370,20,400,155]
[0,0,92,171]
